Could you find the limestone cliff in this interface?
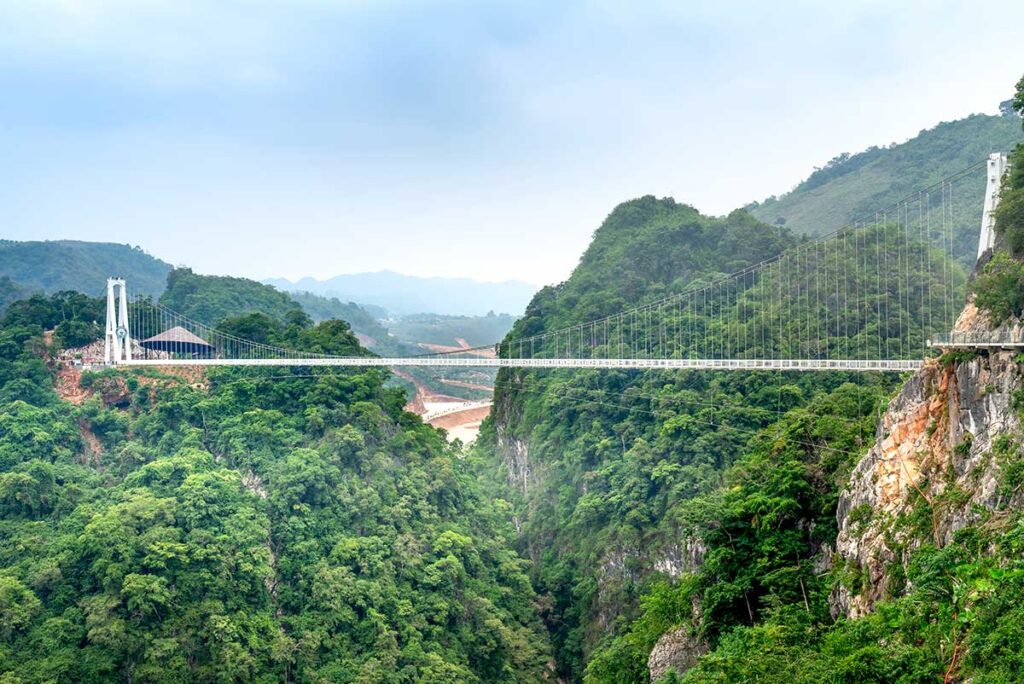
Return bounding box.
[832,304,1024,617]
[647,625,708,682]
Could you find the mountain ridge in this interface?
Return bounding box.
[746,110,1023,261]
[266,269,537,317]
[0,239,171,297]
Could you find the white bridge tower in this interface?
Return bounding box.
[104,277,132,365]
[977,152,1010,261]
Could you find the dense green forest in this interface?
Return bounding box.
[0,241,171,298]
[159,268,308,327]
[469,81,1024,684]
[747,109,1022,264]
[286,292,394,347]
[0,289,551,681]
[671,84,1024,683]
[475,199,914,679]
[158,270,403,354]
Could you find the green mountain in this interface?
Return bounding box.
[746,110,1023,263]
[158,267,306,326]
[288,290,397,350]
[476,195,960,682]
[0,240,171,297]
[0,290,551,681]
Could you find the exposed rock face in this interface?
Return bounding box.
[591,538,705,636]
[833,340,1024,617]
[652,538,706,578]
[647,626,708,682]
[492,370,536,498]
[496,428,532,495]
[492,372,709,659]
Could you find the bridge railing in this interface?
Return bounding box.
[928,330,1024,347]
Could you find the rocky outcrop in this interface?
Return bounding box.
[492,370,537,498]
[496,428,532,496]
[652,538,706,578]
[832,310,1024,616]
[647,625,708,682]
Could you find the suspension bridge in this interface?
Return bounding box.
[103,154,1015,373]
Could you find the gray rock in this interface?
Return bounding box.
[832,339,1024,617]
[647,626,708,682]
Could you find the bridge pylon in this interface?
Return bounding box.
[977,152,1010,261]
[104,277,132,365]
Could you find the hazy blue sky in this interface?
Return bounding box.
[1,1,1022,286]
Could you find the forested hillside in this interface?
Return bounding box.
[158,267,306,326]
[468,82,1024,684]
[475,193,970,682]
[747,109,1022,263]
[157,269,396,352]
[287,291,391,339]
[0,290,551,681]
[0,240,171,297]
[666,86,1024,683]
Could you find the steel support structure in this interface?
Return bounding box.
[977,152,1010,261]
[104,278,132,365]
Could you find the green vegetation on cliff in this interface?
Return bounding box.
[476,192,962,682]
[0,292,550,682]
[973,78,1024,323]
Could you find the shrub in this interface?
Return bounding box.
[996,185,1024,257]
[939,349,977,368]
[971,252,1024,325]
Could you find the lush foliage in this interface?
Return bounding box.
[678,518,1024,683]
[477,195,963,682]
[970,252,1024,324]
[747,111,1023,264]
[975,75,1024,323]
[0,300,551,681]
[2,291,104,350]
[0,240,170,298]
[580,382,888,683]
[287,291,397,350]
[159,268,306,327]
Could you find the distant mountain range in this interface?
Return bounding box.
[0,239,533,319]
[265,271,537,317]
[745,107,1023,262]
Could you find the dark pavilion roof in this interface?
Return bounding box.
[140,326,214,354]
